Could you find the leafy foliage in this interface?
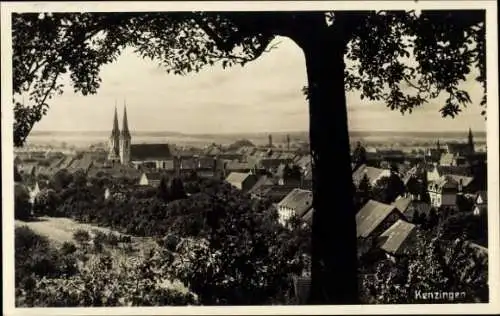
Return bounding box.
[15,184,32,220]
[15,226,78,290]
[33,188,61,217]
[372,174,406,204]
[12,11,485,147]
[360,231,488,304]
[15,228,197,307]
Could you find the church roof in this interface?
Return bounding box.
[130,144,172,161]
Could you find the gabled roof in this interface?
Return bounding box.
[437,165,472,177]
[278,188,313,217]
[447,174,474,188]
[475,190,487,204]
[352,164,390,186]
[198,157,216,169]
[392,196,413,213]
[226,160,255,171]
[378,219,417,255]
[143,172,164,181]
[226,172,252,186]
[439,153,455,166]
[356,200,399,238]
[446,142,471,155]
[247,175,274,194]
[405,201,432,220]
[302,208,314,226]
[130,144,172,161]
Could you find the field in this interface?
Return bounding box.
[25,130,487,150]
[15,216,158,255]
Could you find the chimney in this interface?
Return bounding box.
[286,134,290,151]
[268,134,273,148]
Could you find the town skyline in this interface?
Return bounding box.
[29,36,487,134]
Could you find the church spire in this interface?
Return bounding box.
[468,127,475,154]
[108,101,121,162]
[121,100,131,139]
[111,102,120,137]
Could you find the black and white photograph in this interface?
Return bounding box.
[1,1,499,314]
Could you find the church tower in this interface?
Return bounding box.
[119,102,132,164]
[467,127,475,154]
[108,104,121,162]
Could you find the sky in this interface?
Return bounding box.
[31,36,487,134]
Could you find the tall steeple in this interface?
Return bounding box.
[119,100,132,164]
[121,101,131,139]
[467,127,475,154]
[108,101,120,162]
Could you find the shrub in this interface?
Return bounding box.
[73,229,90,245]
[15,184,32,220]
[60,241,77,255]
[15,226,71,287]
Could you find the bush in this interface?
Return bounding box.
[60,241,77,255]
[15,185,32,220]
[16,250,199,307]
[15,226,75,287]
[73,229,90,245]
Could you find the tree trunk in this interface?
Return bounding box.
[302,33,358,304]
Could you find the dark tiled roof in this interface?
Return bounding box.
[226,160,255,171]
[446,143,471,155]
[405,201,432,220]
[302,208,314,225]
[130,144,172,161]
[352,164,390,186]
[278,188,313,217]
[378,219,417,255]
[247,175,274,194]
[356,200,398,238]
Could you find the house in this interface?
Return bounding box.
[352,164,391,187]
[247,175,275,196]
[428,176,459,209]
[392,196,413,214]
[426,163,442,183]
[28,180,49,204]
[138,172,165,187]
[473,191,487,216]
[445,142,473,156]
[403,201,432,222]
[356,200,403,256]
[447,174,474,192]
[276,189,313,226]
[439,153,456,166]
[225,172,258,192]
[301,208,314,226]
[251,184,296,203]
[378,219,418,259]
[224,160,256,174]
[129,144,172,169]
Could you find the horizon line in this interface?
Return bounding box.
[30,129,487,135]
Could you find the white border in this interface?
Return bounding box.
[1,1,498,315]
